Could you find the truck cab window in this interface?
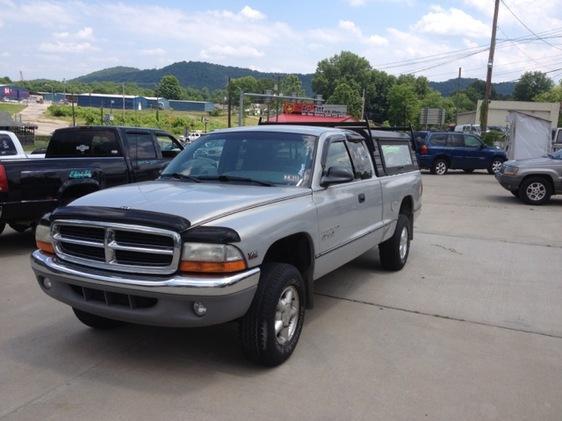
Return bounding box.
[346,140,373,179]
[156,135,182,158]
[325,141,353,174]
[0,134,16,156]
[128,133,157,160]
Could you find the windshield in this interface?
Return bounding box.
[162,131,317,187]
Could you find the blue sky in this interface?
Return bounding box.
[1,0,562,82]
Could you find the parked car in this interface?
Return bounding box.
[0,130,43,160]
[495,149,562,204]
[31,124,422,366]
[414,131,506,175]
[0,126,182,235]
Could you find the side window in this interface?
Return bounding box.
[430,133,447,146]
[465,135,482,148]
[447,134,464,147]
[346,139,373,179]
[325,140,353,174]
[556,131,562,144]
[380,144,413,168]
[0,134,16,156]
[128,133,157,160]
[156,134,182,158]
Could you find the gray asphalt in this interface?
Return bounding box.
[1,171,561,421]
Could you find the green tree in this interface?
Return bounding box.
[328,82,363,118]
[365,70,396,123]
[465,80,496,104]
[228,76,259,97]
[388,83,421,126]
[514,71,554,101]
[312,51,372,100]
[156,75,182,100]
[280,75,305,97]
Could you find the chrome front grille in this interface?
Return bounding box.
[52,220,182,275]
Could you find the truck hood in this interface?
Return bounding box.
[506,156,556,167]
[70,180,310,226]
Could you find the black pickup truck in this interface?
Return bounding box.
[0,126,183,234]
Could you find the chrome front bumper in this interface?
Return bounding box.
[31,250,260,327]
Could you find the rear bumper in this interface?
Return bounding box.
[31,250,259,327]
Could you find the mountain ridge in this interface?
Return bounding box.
[72,60,515,97]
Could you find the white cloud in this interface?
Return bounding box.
[200,45,264,59]
[367,34,388,46]
[339,20,362,37]
[77,27,93,40]
[39,40,97,53]
[413,6,489,38]
[240,6,266,20]
[140,48,166,56]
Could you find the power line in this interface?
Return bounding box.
[500,0,562,52]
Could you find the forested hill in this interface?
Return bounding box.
[429,78,515,97]
[72,61,515,97]
[72,61,315,95]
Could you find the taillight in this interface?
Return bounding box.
[419,144,429,155]
[0,165,8,192]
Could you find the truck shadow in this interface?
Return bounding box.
[0,229,35,256]
[485,194,562,207]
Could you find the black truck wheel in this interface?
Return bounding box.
[73,308,124,329]
[519,177,552,205]
[431,159,448,175]
[239,263,305,367]
[379,214,411,271]
[0,222,5,236]
[488,158,504,174]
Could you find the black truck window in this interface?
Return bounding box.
[48,130,122,158]
[0,134,16,156]
[128,133,157,160]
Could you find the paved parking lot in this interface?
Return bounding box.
[1,171,561,421]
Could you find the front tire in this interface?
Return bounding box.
[379,214,411,271]
[431,159,448,175]
[519,177,552,205]
[239,263,305,367]
[488,158,504,174]
[73,308,124,329]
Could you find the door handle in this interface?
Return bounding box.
[358,193,366,203]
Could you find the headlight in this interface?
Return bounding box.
[35,222,54,254]
[503,166,519,176]
[180,243,247,273]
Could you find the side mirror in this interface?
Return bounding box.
[320,166,354,187]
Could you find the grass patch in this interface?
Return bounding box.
[46,105,260,135]
[0,103,26,115]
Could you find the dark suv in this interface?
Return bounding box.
[414,131,506,175]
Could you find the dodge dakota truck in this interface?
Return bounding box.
[0,126,182,235]
[31,123,422,366]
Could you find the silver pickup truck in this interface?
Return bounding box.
[31,124,422,366]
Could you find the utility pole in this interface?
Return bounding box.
[227,77,232,128]
[456,67,462,125]
[482,0,500,132]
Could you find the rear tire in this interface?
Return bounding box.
[73,308,124,329]
[379,214,411,271]
[488,158,504,174]
[239,263,305,367]
[519,177,552,205]
[431,159,448,175]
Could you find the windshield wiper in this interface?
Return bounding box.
[160,173,201,183]
[200,175,274,187]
